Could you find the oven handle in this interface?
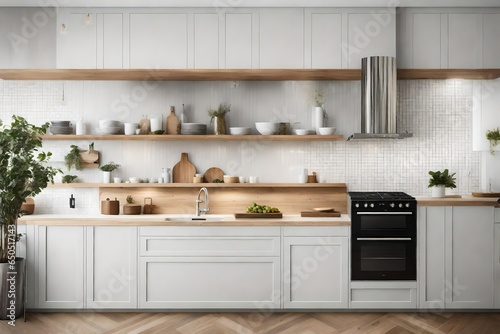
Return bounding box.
[356,237,413,241]
[356,212,413,215]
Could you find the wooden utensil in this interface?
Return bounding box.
[166,106,180,134]
[234,212,283,219]
[203,167,224,183]
[172,152,196,183]
[472,192,500,197]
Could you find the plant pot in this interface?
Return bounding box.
[0,258,25,320]
[102,171,111,183]
[431,186,446,198]
[212,116,227,135]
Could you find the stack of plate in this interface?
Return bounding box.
[229,127,252,135]
[97,119,123,135]
[181,123,207,135]
[50,121,73,135]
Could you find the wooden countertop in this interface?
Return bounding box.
[416,195,500,207]
[18,214,351,226]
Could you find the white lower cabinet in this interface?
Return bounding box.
[350,281,417,309]
[86,226,138,309]
[138,226,281,309]
[419,206,494,309]
[283,227,349,309]
[36,225,85,309]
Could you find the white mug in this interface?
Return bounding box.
[239,176,246,183]
[248,176,258,183]
[113,177,121,183]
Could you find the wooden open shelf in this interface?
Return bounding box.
[1,69,500,81]
[40,134,344,141]
[49,182,347,188]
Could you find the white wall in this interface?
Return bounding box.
[0,78,483,214]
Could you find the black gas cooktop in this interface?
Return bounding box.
[348,191,415,201]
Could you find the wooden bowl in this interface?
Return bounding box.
[223,175,240,183]
[123,204,141,215]
[20,203,35,215]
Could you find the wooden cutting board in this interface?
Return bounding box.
[204,167,224,183]
[166,106,180,134]
[472,192,500,197]
[234,212,283,219]
[301,211,341,217]
[172,152,196,183]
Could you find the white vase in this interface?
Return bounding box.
[312,107,324,134]
[431,186,445,197]
[102,171,111,183]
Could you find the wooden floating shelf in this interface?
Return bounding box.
[1,69,499,81]
[40,134,344,141]
[49,182,347,188]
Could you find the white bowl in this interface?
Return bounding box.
[318,127,337,135]
[129,177,140,183]
[229,127,252,135]
[99,119,121,128]
[294,129,309,135]
[97,126,122,135]
[255,122,278,135]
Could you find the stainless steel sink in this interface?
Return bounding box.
[164,215,226,222]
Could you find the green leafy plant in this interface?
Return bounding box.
[62,174,78,183]
[486,128,500,155]
[313,89,325,108]
[0,115,60,262]
[126,195,134,204]
[100,162,120,172]
[208,102,231,121]
[428,169,457,189]
[64,145,83,171]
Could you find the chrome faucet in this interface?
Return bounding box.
[195,187,210,216]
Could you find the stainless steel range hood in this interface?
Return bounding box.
[348,56,412,140]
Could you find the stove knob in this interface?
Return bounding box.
[364,203,369,208]
[355,203,359,208]
[398,203,403,208]
[390,203,395,208]
[405,203,410,208]
[370,203,375,208]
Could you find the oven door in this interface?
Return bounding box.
[351,237,416,280]
[352,211,416,238]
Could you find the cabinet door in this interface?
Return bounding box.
[194,13,219,69]
[97,13,123,69]
[139,257,280,309]
[418,206,446,309]
[448,14,479,69]
[86,226,137,309]
[129,13,188,69]
[37,226,84,308]
[225,12,256,69]
[283,237,348,308]
[305,11,342,69]
[259,8,304,69]
[495,223,500,308]
[346,12,396,69]
[483,14,500,68]
[57,13,97,69]
[446,206,494,309]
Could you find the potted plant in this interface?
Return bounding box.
[208,102,230,135]
[311,89,327,134]
[62,174,78,183]
[64,142,99,171]
[428,169,456,197]
[486,128,500,155]
[100,162,120,183]
[0,115,59,319]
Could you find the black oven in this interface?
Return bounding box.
[349,192,417,281]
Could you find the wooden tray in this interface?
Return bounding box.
[471,192,500,197]
[301,211,341,217]
[234,212,283,219]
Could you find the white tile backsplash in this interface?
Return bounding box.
[0,79,482,214]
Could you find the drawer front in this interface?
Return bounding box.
[140,226,281,237]
[283,226,349,237]
[140,236,280,257]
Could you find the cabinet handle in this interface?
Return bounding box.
[356,237,412,241]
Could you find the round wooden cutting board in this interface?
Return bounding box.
[203,167,224,183]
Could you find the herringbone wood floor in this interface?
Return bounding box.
[1,312,500,334]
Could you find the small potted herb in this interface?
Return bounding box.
[62,174,78,184]
[486,128,500,155]
[428,169,456,197]
[64,142,98,171]
[99,162,120,183]
[208,102,230,135]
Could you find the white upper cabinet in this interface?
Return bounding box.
[193,13,219,69]
[57,12,97,69]
[305,10,343,69]
[129,13,188,69]
[99,13,123,69]
[398,8,500,69]
[346,12,396,69]
[259,8,304,69]
[224,12,257,69]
